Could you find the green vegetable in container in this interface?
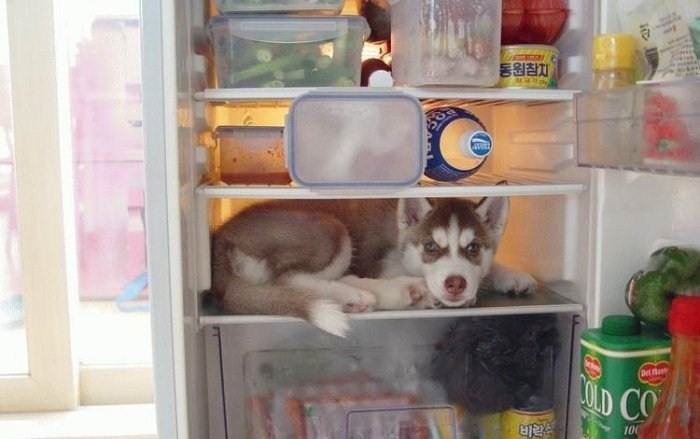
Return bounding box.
[230,52,304,85]
[625,246,700,326]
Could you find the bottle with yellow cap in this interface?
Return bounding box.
[592,33,636,90]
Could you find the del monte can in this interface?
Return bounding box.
[580,315,671,439]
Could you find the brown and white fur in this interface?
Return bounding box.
[210,197,535,337]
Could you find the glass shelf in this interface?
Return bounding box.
[196,173,587,199]
[195,86,578,105]
[199,283,583,326]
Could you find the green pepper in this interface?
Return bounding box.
[625,246,700,327]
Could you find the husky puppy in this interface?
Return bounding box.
[211,197,535,337]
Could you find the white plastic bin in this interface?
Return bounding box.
[285,90,426,187]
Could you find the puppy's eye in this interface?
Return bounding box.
[424,241,440,253]
[466,242,481,255]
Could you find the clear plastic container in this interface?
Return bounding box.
[211,126,290,185]
[215,0,344,15]
[207,15,370,88]
[285,90,426,187]
[389,0,503,86]
[575,79,700,175]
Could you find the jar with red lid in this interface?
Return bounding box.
[638,295,700,439]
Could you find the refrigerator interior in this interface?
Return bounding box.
[143,0,700,437]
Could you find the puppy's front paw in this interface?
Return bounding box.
[375,276,434,310]
[339,289,377,313]
[492,270,536,295]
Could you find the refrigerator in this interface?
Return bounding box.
[140,0,700,437]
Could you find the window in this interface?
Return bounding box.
[0,0,152,411]
[0,0,27,379]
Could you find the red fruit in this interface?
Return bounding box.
[521,9,568,44]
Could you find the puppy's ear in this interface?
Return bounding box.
[475,196,509,240]
[397,198,433,230]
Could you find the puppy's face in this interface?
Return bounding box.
[398,198,508,307]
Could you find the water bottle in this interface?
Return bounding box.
[425,106,493,182]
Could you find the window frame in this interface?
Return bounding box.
[1,0,153,412]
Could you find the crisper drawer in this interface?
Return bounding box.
[205,313,579,439]
[575,79,700,175]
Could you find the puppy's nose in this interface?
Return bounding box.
[444,276,466,296]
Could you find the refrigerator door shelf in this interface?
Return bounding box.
[576,78,700,176]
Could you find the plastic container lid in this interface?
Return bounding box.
[668,296,700,336]
[207,15,370,44]
[215,0,345,15]
[602,315,641,336]
[592,33,636,71]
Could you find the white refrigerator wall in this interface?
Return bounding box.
[589,171,700,326]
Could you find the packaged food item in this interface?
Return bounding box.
[497,45,559,89]
[592,33,637,90]
[424,107,493,182]
[617,0,700,82]
[501,405,555,439]
[209,126,291,185]
[638,296,700,439]
[580,315,671,439]
[389,0,502,87]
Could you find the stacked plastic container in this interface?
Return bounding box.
[205,1,428,188]
[207,1,370,88]
[205,0,367,186]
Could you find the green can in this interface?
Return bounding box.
[580,315,671,439]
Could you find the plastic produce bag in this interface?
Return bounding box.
[617,0,700,81]
[625,246,700,327]
[430,314,560,414]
